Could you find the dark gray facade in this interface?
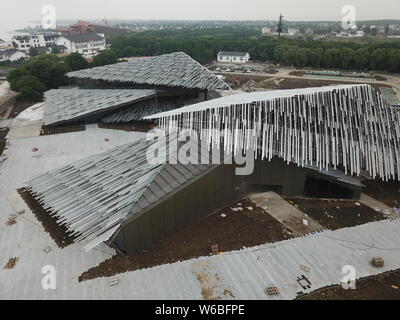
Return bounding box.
[113,157,362,256]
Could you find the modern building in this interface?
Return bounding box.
[42,52,229,127]
[0,49,28,62]
[56,33,106,58]
[20,84,399,256]
[217,51,250,63]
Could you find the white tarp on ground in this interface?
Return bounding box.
[15,102,44,122]
[0,81,11,98]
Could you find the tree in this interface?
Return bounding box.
[29,47,41,57]
[90,51,118,67]
[64,53,88,71]
[7,54,72,100]
[122,46,136,57]
[14,75,46,101]
[385,25,390,37]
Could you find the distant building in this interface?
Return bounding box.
[287,28,300,36]
[305,28,314,35]
[261,27,272,35]
[61,20,130,36]
[56,33,106,58]
[217,52,250,63]
[0,49,28,62]
[11,33,59,52]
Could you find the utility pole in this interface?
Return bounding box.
[277,14,284,37]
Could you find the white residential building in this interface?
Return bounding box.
[217,52,250,63]
[0,49,28,62]
[11,33,59,52]
[261,27,272,35]
[56,33,107,58]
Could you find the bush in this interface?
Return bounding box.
[90,51,118,67]
[7,54,72,101]
[64,53,88,71]
[14,75,46,101]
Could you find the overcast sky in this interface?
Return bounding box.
[1,0,399,31]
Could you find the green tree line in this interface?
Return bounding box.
[7,51,118,101]
[109,29,400,72]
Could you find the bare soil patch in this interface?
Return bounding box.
[0,127,9,155]
[363,179,400,208]
[18,187,74,248]
[79,199,291,281]
[8,98,36,118]
[225,75,389,92]
[40,124,86,136]
[297,269,400,300]
[286,198,385,230]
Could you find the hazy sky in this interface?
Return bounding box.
[1,0,399,31]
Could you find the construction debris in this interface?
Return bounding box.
[371,257,385,267]
[4,257,18,269]
[211,244,219,255]
[43,247,52,254]
[107,278,119,287]
[265,286,280,296]
[300,265,311,273]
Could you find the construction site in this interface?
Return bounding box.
[1,52,400,300]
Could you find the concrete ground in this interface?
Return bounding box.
[6,119,42,139]
[248,191,325,235]
[0,126,147,299]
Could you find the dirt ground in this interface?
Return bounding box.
[363,179,400,208]
[286,198,385,230]
[40,124,86,135]
[297,269,400,300]
[79,199,291,281]
[225,74,390,92]
[288,70,387,81]
[0,127,9,156]
[98,122,156,132]
[18,188,75,248]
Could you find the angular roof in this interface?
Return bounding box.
[67,52,230,91]
[23,136,214,251]
[42,88,156,126]
[0,49,20,57]
[61,33,104,43]
[218,51,249,57]
[101,100,178,123]
[146,84,400,181]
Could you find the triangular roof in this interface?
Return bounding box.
[23,135,214,251]
[42,88,156,126]
[67,52,230,91]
